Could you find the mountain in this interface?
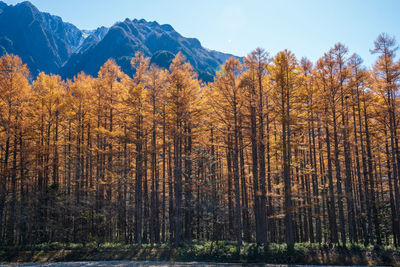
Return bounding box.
[0,1,235,81]
[0,1,83,75]
[61,18,235,81]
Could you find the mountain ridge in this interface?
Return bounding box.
[0,1,236,81]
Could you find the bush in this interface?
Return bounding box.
[0,241,399,265]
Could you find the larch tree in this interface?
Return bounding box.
[211,57,244,247]
[0,33,400,248]
[269,50,300,249]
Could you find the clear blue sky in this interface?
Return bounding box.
[4,0,400,67]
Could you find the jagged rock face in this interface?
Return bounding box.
[0,1,235,82]
[0,1,83,75]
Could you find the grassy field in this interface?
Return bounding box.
[0,242,399,266]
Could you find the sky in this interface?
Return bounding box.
[3,0,400,67]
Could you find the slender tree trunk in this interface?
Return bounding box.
[332,107,346,246]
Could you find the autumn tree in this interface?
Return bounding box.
[211,57,244,246]
[269,50,301,249]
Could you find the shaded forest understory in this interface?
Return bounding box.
[1,33,400,252]
[1,242,400,265]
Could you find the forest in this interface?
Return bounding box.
[0,32,399,250]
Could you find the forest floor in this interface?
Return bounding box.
[0,242,398,266]
[0,261,384,267]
